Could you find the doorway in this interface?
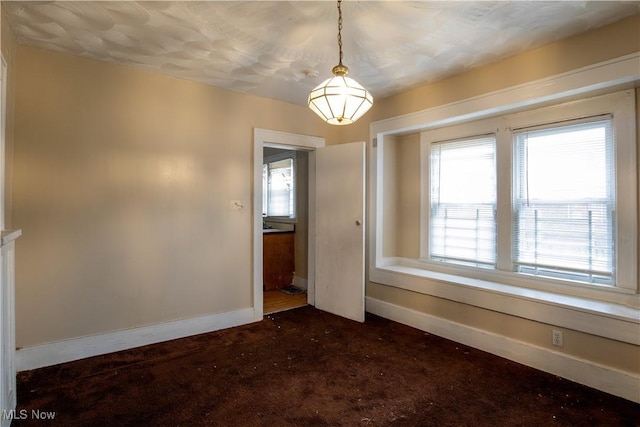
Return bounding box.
[252,129,324,320]
[253,128,366,323]
[262,146,309,314]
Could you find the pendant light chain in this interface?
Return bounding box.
[337,0,343,66]
[307,0,373,125]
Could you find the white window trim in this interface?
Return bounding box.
[264,150,297,164]
[369,53,640,345]
[507,93,637,291]
[420,116,502,266]
[263,151,297,220]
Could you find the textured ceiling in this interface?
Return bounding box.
[4,1,640,106]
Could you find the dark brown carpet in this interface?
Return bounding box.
[13,306,640,426]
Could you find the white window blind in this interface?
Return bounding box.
[513,117,615,284]
[264,158,294,217]
[430,135,497,267]
[262,164,269,217]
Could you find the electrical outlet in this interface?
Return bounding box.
[552,329,563,347]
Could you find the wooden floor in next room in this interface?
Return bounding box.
[263,289,307,315]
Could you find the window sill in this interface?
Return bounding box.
[263,216,297,224]
[371,257,640,345]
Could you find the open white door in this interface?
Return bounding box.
[315,141,365,322]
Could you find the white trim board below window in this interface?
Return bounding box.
[371,261,639,345]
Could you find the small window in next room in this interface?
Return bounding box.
[263,156,295,218]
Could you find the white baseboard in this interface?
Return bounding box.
[294,276,308,290]
[365,296,640,404]
[16,307,256,372]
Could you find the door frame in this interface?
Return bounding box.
[314,141,366,322]
[252,128,325,321]
[1,54,7,230]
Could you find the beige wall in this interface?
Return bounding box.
[381,134,397,257]
[11,44,337,347]
[395,133,421,259]
[380,132,421,259]
[2,7,17,229]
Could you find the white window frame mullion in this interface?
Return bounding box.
[419,132,430,260]
[496,118,513,272]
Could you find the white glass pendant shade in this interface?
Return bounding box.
[308,0,373,125]
[308,74,373,125]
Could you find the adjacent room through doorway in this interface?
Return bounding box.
[261,146,310,315]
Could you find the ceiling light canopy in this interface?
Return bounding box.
[308,0,373,126]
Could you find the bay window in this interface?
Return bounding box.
[421,90,636,291]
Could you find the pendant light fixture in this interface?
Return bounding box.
[308,0,373,125]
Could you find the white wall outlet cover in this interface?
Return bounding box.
[552,329,563,347]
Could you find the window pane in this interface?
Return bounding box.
[430,135,496,267]
[262,164,268,217]
[513,119,614,284]
[266,158,294,217]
